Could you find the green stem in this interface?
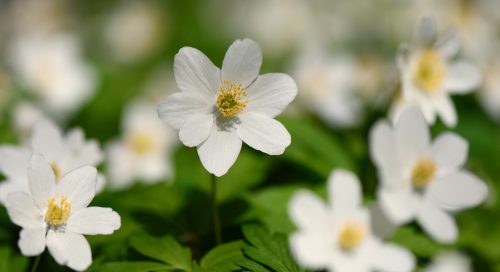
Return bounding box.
[30,255,41,272]
[211,174,222,245]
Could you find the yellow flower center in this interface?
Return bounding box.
[50,162,62,181]
[413,50,446,93]
[216,80,247,117]
[45,196,71,227]
[411,158,437,188]
[338,222,366,251]
[128,132,155,155]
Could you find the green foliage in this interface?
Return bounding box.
[241,225,304,272]
[0,246,28,272]
[130,233,192,271]
[390,227,445,258]
[199,241,247,271]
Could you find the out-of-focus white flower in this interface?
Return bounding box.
[158,39,297,176]
[12,102,49,143]
[0,119,105,204]
[426,252,471,272]
[5,154,120,271]
[292,46,362,128]
[227,0,316,56]
[8,33,96,116]
[6,0,67,37]
[394,17,481,127]
[478,58,500,122]
[107,101,177,189]
[370,107,488,243]
[288,169,415,272]
[103,1,165,63]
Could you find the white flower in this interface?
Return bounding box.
[478,57,500,122]
[292,46,362,128]
[288,169,415,272]
[158,39,297,177]
[12,102,49,143]
[394,17,482,127]
[370,107,488,243]
[107,100,177,189]
[0,119,105,204]
[425,251,471,272]
[103,1,165,63]
[5,154,120,271]
[8,33,96,116]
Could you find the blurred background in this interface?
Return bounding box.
[0,0,500,271]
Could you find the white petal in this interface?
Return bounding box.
[431,133,468,172]
[288,190,329,232]
[436,30,460,59]
[364,239,415,272]
[31,119,63,160]
[0,180,29,204]
[378,189,418,225]
[221,39,262,88]
[413,17,437,46]
[395,107,430,163]
[157,92,212,130]
[0,145,31,180]
[67,207,121,235]
[28,154,56,209]
[433,94,457,127]
[444,61,482,94]
[6,192,44,228]
[237,113,290,155]
[245,73,297,117]
[56,166,97,211]
[369,203,397,239]
[18,228,46,256]
[417,201,458,243]
[179,114,214,147]
[289,232,332,270]
[197,127,242,177]
[46,231,92,272]
[428,171,487,211]
[174,47,220,98]
[327,169,361,212]
[369,120,397,168]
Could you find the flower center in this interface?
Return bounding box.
[411,158,437,189]
[413,50,446,93]
[128,132,155,155]
[216,80,247,117]
[338,222,365,251]
[45,196,71,227]
[50,162,62,181]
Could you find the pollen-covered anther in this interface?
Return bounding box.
[338,222,366,251]
[45,196,71,227]
[411,158,437,188]
[50,162,62,181]
[216,80,248,117]
[413,50,447,93]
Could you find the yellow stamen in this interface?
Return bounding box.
[128,132,155,155]
[50,162,61,181]
[45,196,71,226]
[338,222,365,251]
[411,158,437,188]
[413,50,446,93]
[216,80,247,117]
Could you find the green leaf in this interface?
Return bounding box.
[280,116,355,176]
[241,225,304,272]
[100,261,172,272]
[0,246,28,272]
[130,233,192,271]
[390,227,444,257]
[200,240,247,271]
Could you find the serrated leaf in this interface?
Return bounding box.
[200,240,247,271]
[242,225,303,272]
[100,261,172,272]
[131,233,192,271]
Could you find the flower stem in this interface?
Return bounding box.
[30,255,41,272]
[211,174,222,245]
